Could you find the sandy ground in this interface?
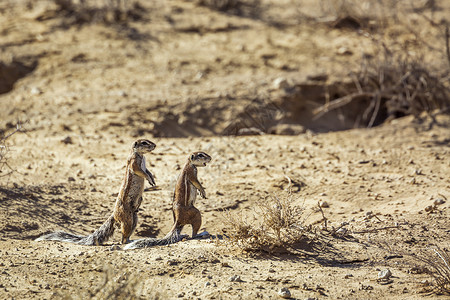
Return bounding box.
[0,0,449,299]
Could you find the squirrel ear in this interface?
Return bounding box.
[190,154,195,161]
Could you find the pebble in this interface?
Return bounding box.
[278,287,291,298]
[205,281,211,287]
[424,205,434,212]
[61,136,73,144]
[273,77,289,90]
[378,269,392,280]
[434,198,445,205]
[109,245,121,251]
[319,201,329,208]
[337,46,352,55]
[229,275,242,282]
[336,227,348,235]
[30,87,42,95]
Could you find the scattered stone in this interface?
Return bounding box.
[155,256,162,261]
[336,227,348,235]
[319,200,329,208]
[268,268,275,273]
[205,281,211,287]
[415,169,423,175]
[424,205,434,212]
[277,287,291,298]
[167,259,179,266]
[268,124,306,135]
[434,198,445,205]
[378,269,392,280]
[272,77,289,90]
[109,245,121,251]
[177,292,185,298]
[237,127,264,136]
[307,73,328,82]
[30,87,42,95]
[61,136,73,144]
[221,262,230,268]
[337,46,353,55]
[344,274,353,279]
[229,275,242,282]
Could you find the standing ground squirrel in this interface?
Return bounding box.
[124,151,211,249]
[36,139,156,245]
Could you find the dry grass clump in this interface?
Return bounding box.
[412,246,450,295]
[314,46,450,127]
[0,123,23,180]
[223,192,311,253]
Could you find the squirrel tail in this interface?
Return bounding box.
[123,229,184,250]
[35,215,115,246]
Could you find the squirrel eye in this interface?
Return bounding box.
[198,153,204,157]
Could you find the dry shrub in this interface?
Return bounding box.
[223,192,311,253]
[0,123,23,180]
[412,246,450,294]
[314,46,450,127]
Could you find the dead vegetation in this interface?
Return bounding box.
[314,44,450,127]
[411,246,450,295]
[0,122,23,181]
[222,191,312,254]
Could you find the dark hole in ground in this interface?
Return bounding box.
[0,59,38,95]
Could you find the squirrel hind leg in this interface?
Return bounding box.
[190,208,202,238]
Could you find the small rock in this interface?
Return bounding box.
[344,274,353,279]
[109,245,121,251]
[237,127,264,136]
[268,124,306,135]
[272,77,289,90]
[205,281,211,287]
[307,73,328,81]
[61,136,73,144]
[229,275,242,282]
[68,177,75,182]
[378,269,392,280]
[319,201,329,208]
[336,227,347,235]
[221,262,230,268]
[424,205,434,212]
[177,292,185,298]
[337,47,353,55]
[30,87,42,95]
[277,287,291,298]
[434,198,445,205]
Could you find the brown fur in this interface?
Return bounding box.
[124,151,211,250]
[36,139,156,246]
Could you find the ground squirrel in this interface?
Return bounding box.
[124,151,211,249]
[36,139,156,245]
